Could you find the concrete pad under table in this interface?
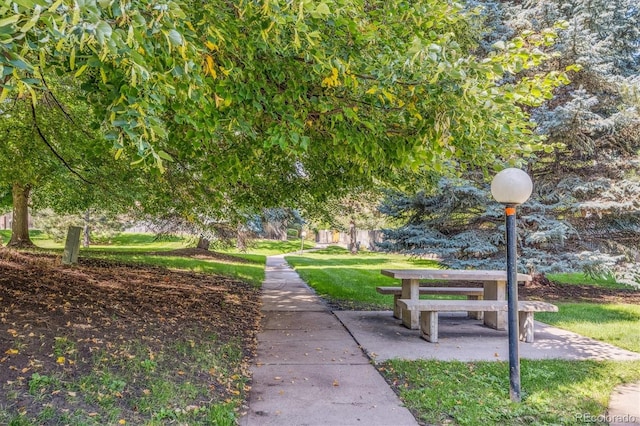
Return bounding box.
[335,311,640,363]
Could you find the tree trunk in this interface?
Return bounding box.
[8,183,35,248]
[196,236,210,250]
[83,210,91,248]
[348,220,358,254]
[236,226,247,251]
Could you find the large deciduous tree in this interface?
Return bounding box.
[0,76,151,247]
[2,0,569,240]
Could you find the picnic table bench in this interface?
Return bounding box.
[397,299,558,343]
[375,285,484,320]
[381,269,533,330]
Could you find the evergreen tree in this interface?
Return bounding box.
[379,0,640,286]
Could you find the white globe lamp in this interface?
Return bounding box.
[491,168,533,206]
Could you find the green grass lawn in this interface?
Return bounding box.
[1,232,312,287]
[379,359,640,426]
[285,246,440,309]
[547,272,634,290]
[537,303,640,352]
[222,239,316,256]
[93,252,268,287]
[0,230,190,251]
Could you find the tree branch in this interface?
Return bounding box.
[30,103,94,185]
[41,75,94,140]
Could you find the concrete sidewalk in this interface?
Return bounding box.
[240,255,417,425]
[241,254,640,425]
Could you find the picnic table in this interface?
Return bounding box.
[380,269,533,330]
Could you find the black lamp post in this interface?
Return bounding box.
[491,168,533,402]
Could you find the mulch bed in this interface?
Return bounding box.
[521,273,640,304]
[0,248,261,421]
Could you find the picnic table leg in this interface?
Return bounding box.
[519,311,535,343]
[467,295,484,320]
[483,280,507,330]
[419,311,438,342]
[401,278,420,329]
[393,295,401,319]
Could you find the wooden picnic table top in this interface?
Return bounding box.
[380,269,532,282]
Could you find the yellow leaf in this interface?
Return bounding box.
[322,67,341,87]
[118,420,126,425]
[214,93,224,108]
[47,0,64,13]
[5,349,18,355]
[72,4,80,25]
[74,64,88,78]
[205,55,216,78]
[205,41,217,51]
[56,356,66,364]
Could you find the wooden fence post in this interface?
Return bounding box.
[62,226,82,265]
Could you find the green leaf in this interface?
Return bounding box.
[74,64,88,77]
[95,21,113,45]
[8,57,31,71]
[0,15,21,29]
[315,3,330,17]
[20,9,40,33]
[156,150,174,161]
[167,29,183,46]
